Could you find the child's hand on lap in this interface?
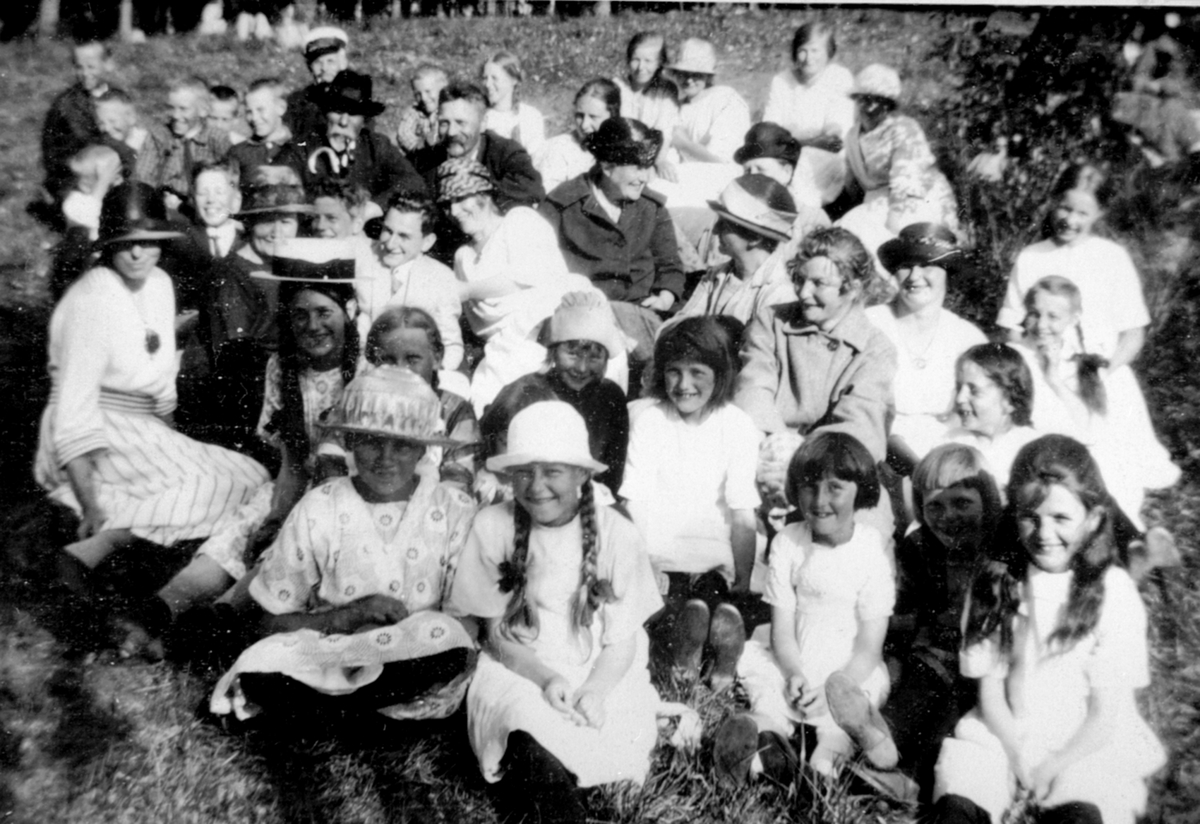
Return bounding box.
[572,688,606,729]
[785,673,807,708]
[335,594,409,634]
[543,675,587,725]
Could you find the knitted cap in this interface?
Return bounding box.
[323,365,458,445]
[547,291,626,358]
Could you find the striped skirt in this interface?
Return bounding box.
[36,392,269,547]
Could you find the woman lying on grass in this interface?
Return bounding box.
[209,365,478,723]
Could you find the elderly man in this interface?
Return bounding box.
[135,76,231,208]
[302,70,426,206]
[415,80,544,213]
[286,26,351,141]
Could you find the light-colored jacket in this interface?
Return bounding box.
[734,301,896,462]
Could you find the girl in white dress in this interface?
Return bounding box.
[612,31,680,181]
[481,51,545,156]
[715,432,898,786]
[933,435,1165,824]
[447,401,663,824]
[37,182,268,608]
[1019,276,1178,533]
[622,317,762,690]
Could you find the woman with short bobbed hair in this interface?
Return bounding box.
[762,20,856,208]
[734,226,897,464]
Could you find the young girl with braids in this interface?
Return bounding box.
[933,435,1165,824]
[447,401,663,824]
[1018,276,1179,549]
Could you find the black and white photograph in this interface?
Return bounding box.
[0,2,1195,821]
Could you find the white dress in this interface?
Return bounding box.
[483,102,546,155]
[210,474,478,721]
[738,521,894,759]
[446,502,664,787]
[996,237,1149,360]
[864,305,988,459]
[943,425,1041,498]
[619,399,761,583]
[934,566,1165,824]
[533,132,594,195]
[761,65,856,207]
[35,266,268,546]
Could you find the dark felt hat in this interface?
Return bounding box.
[585,117,662,168]
[97,182,183,245]
[877,223,965,274]
[733,122,802,167]
[313,70,386,118]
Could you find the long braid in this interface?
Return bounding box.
[571,480,615,632]
[1071,323,1108,416]
[499,501,538,640]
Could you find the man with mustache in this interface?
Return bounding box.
[415,81,545,216]
[303,70,426,209]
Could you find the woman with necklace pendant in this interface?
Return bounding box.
[34,182,269,620]
[865,224,986,474]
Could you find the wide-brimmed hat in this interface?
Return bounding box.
[487,401,607,474]
[877,223,965,274]
[547,291,626,359]
[323,364,459,445]
[707,175,797,244]
[236,183,315,218]
[585,117,662,168]
[250,237,362,283]
[851,64,902,102]
[436,157,495,202]
[97,182,183,245]
[304,26,349,60]
[313,70,386,118]
[733,122,802,167]
[667,37,717,75]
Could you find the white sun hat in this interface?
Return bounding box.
[486,401,607,474]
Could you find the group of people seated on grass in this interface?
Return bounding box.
[29,17,1184,824]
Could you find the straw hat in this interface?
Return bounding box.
[323,365,459,445]
[97,182,183,246]
[304,26,348,60]
[668,37,717,75]
[547,291,626,359]
[707,175,797,244]
[733,122,802,167]
[876,223,965,274]
[436,157,495,202]
[312,70,386,118]
[487,401,607,474]
[851,64,902,102]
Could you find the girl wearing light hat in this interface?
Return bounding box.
[210,365,478,722]
[837,64,960,272]
[674,173,804,326]
[447,401,663,823]
[668,37,751,165]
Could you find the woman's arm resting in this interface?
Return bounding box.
[65,453,106,538]
[730,509,756,593]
